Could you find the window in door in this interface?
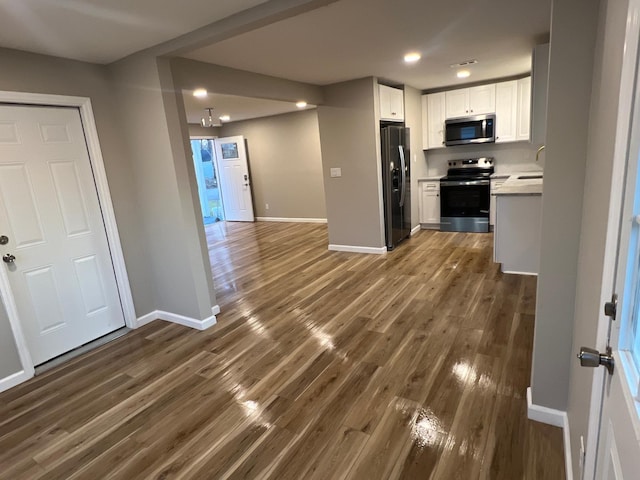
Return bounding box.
[190,138,224,224]
[619,153,640,405]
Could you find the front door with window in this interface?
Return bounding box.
[213,136,254,222]
[0,105,125,365]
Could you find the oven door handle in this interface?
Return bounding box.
[440,180,491,187]
[398,145,406,207]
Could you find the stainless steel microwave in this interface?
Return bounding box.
[444,114,496,146]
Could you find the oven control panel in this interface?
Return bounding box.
[448,157,494,169]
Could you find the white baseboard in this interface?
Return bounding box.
[0,370,33,394]
[410,225,421,236]
[135,305,220,331]
[256,217,327,223]
[135,311,158,328]
[527,387,573,480]
[501,270,539,276]
[328,244,387,255]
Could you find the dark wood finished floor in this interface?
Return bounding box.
[0,222,565,479]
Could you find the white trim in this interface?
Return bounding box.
[500,269,538,276]
[0,370,32,394]
[256,217,327,223]
[527,387,574,480]
[136,306,220,331]
[135,311,158,329]
[0,91,136,391]
[328,244,387,255]
[410,225,421,236]
[527,387,565,427]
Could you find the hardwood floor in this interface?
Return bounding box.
[0,222,565,479]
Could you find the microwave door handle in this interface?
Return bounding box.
[398,145,406,207]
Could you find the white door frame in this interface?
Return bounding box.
[0,91,137,391]
[582,0,640,477]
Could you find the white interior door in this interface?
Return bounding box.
[0,105,125,366]
[587,14,640,475]
[213,136,254,222]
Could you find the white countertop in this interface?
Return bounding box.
[417,175,445,181]
[493,173,543,196]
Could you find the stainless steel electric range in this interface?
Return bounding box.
[440,157,494,233]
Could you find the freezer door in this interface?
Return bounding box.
[382,126,408,250]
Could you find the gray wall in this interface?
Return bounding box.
[317,78,385,249]
[403,85,427,229]
[0,299,21,378]
[568,0,628,470]
[219,109,327,219]
[531,0,600,411]
[108,54,217,320]
[0,47,154,316]
[188,124,221,137]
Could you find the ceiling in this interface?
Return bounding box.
[0,0,268,63]
[183,0,552,90]
[183,91,315,125]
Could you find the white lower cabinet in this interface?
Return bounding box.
[419,180,440,228]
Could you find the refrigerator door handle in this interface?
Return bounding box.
[398,145,406,207]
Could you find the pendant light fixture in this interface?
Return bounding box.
[200,108,220,127]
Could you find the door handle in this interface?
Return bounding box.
[2,253,16,264]
[578,346,614,375]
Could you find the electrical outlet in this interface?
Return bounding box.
[265,203,269,210]
[330,167,342,178]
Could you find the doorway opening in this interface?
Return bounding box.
[190,137,224,225]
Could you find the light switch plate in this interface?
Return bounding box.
[330,168,342,178]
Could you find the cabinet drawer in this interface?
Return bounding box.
[422,182,439,192]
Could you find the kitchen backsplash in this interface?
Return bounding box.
[425,141,544,176]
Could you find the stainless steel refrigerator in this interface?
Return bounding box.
[381,125,411,250]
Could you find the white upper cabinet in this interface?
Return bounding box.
[422,92,446,150]
[468,84,496,115]
[516,77,532,141]
[379,84,405,122]
[445,89,469,118]
[422,76,532,149]
[495,80,518,143]
[445,84,496,118]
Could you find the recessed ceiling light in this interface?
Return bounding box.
[457,70,471,79]
[193,88,208,98]
[404,52,421,63]
[219,115,230,122]
[296,101,307,108]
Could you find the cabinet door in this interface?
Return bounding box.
[468,84,496,115]
[490,180,506,226]
[426,93,446,149]
[445,89,469,118]
[379,85,404,122]
[495,81,518,143]
[420,182,440,224]
[389,87,404,121]
[516,77,531,141]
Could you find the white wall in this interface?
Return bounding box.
[425,142,542,176]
